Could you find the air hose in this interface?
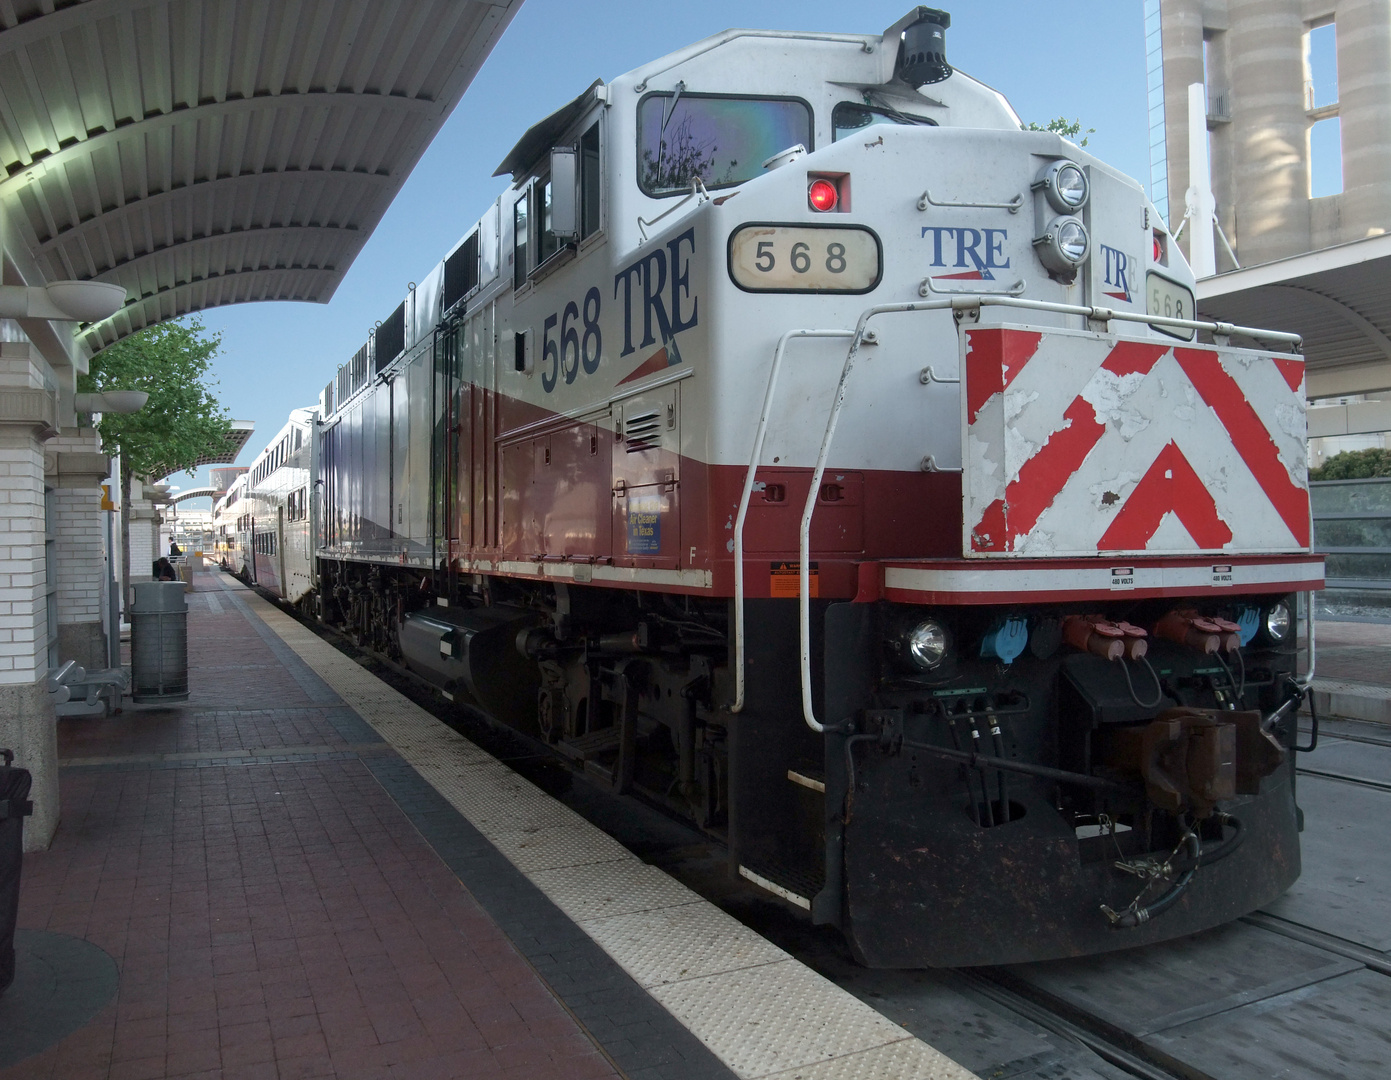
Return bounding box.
[1101,828,1201,929]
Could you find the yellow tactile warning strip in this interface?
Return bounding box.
[235,584,978,1080]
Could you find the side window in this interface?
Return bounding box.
[537,176,559,265]
[513,191,529,289]
[581,122,601,239]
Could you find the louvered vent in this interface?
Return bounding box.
[375,302,406,373]
[624,411,662,453]
[320,379,335,417]
[350,343,369,392]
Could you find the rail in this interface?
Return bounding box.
[791,295,1305,733]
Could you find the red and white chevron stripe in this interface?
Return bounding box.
[962,326,1311,558]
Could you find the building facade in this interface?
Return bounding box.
[1149,0,1391,471]
[1149,0,1391,268]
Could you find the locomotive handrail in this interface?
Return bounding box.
[795,294,1305,735]
[732,328,858,714]
[968,294,1303,348]
[797,300,958,731]
[1299,593,1316,689]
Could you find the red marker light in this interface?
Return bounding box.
[808,178,838,212]
[1153,236,1163,261]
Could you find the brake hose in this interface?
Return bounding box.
[1102,828,1201,929]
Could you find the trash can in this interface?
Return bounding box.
[130,580,189,702]
[0,749,34,995]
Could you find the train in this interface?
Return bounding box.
[215,7,1324,967]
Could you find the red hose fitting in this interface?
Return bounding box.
[1155,610,1241,654]
[1063,615,1148,662]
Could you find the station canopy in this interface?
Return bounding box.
[170,485,221,505]
[1197,233,1391,400]
[151,418,254,481]
[0,0,522,354]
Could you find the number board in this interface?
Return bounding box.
[1145,271,1196,341]
[728,223,881,293]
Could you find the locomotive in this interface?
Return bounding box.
[223,7,1323,967]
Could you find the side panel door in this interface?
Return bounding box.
[612,384,681,570]
[407,345,432,552]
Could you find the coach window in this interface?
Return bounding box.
[637,93,812,196]
[832,102,936,141]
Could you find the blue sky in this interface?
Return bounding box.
[171,0,1150,501]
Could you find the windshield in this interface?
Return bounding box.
[833,102,936,142]
[638,94,812,196]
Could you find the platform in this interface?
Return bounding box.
[1311,614,1391,725]
[0,572,974,1080]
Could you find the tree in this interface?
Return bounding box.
[78,318,231,601]
[1310,448,1391,481]
[1027,116,1094,147]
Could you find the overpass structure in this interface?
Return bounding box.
[0,0,525,849]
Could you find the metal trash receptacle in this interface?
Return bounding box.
[130,580,189,702]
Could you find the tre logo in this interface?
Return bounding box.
[1099,243,1135,303]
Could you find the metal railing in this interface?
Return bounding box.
[1312,477,1391,594]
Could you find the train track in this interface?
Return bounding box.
[258,581,1391,1080]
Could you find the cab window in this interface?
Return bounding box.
[580,122,601,238]
[513,192,528,288]
[832,102,936,142]
[637,93,812,196]
[537,176,559,265]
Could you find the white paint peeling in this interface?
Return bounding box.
[1080,369,1152,441]
[1003,422,1040,487]
[1003,387,1038,424]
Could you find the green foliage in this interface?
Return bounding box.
[78,318,230,481]
[1027,116,1094,147]
[1309,448,1391,481]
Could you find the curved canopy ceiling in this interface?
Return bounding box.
[1198,233,1391,399]
[0,0,522,354]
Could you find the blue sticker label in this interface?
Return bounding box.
[627,494,662,553]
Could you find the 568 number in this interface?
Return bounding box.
[754,240,848,275]
[1150,288,1185,319]
[541,286,602,392]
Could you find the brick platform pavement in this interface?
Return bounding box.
[1314,618,1391,689]
[0,573,728,1080]
[1308,616,1391,725]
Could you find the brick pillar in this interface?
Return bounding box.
[128,484,159,583]
[45,430,110,671]
[0,354,59,851]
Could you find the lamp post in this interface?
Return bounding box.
[85,397,149,672]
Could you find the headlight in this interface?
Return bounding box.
[1033,216,1090,280]
[1034,159,1089,213]
[1264,601,1293,642]
[906,619,949,670]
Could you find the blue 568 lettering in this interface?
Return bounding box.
[540,286,602,393]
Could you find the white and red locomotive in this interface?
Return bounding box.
[238,8,1322,967]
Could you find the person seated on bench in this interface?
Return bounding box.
[154,557,178,582]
